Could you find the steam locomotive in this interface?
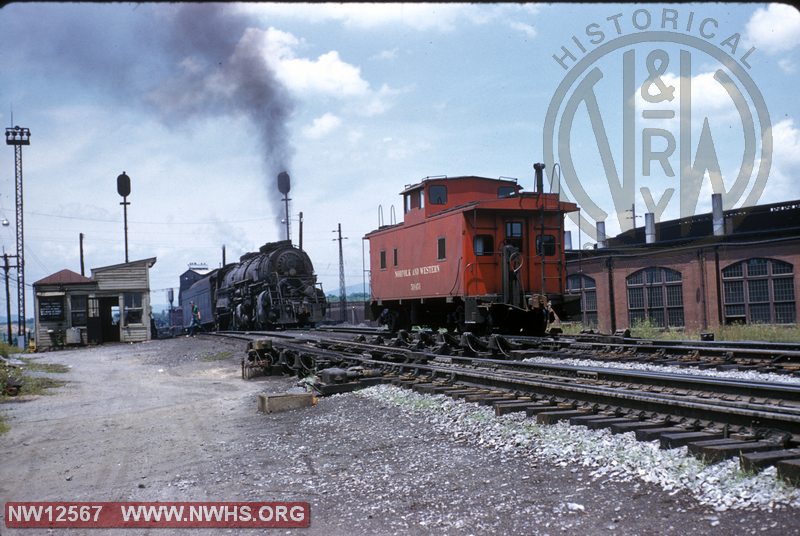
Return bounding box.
[180,240,327,331]
[364,163,579,335]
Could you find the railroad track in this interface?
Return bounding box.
[208,329,800,485]
[310,327,800,375]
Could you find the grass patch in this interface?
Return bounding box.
[199,351,234,362]
[0,413,8,435]
[16,375,67,396]
[2,358,68,399]
[19,358,70,374]
[560,320,800,343]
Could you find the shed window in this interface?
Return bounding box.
[437,237,446,261]
[124,293,143,325]
[474,235,494,256]
[71,295,87,327]
[429,185,447,205]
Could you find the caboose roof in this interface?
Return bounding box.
[400,175,519,194]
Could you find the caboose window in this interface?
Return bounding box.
[393,248,398,267]
[380,250,387,270]
[437,237,446,260]
[474,235,494,256]
[419,190,425,209]
[536,235,556,256]
[498,186,516,198]
[505,221,523,237]
[429,185,447,205]
[505,221,523,250]
[404,194,411,214]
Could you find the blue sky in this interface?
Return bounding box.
[0,3,798,310]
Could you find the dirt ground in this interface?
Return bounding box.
[1,336,799,535]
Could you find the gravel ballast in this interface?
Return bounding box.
[1,336,798,535]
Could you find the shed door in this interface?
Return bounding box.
[87,298,102,344]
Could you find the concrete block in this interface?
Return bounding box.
[258,392,316,414]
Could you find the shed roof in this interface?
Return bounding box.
[92,257,157,273]
[33,269,93,286]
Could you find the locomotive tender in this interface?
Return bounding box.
[365,164,578,335]
[180,240,327,331]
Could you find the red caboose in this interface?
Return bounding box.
[365,164,578,334]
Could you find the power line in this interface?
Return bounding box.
[25,210,275,225]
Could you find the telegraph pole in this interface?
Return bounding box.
[332,223,348,322]
[2,253,18,344]
[5,125,30,347]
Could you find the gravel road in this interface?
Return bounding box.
[1,336,798,535]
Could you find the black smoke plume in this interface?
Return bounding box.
[150,4,295,236]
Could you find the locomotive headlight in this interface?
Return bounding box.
[289,268,297,276]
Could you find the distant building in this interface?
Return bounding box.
[566,197,798,334]
[32,258,156,350]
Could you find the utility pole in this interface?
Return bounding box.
[2,253,18,344]
[6,125,30,347]
[79,233,85,276]
[332,223,348,323]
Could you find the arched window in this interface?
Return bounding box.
[722,258,795,324]
[566,274,597,327]
[626,267,684,327]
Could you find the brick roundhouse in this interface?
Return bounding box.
[565,196,799,334]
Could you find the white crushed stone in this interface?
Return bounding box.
[356,384,800,512]
[521,355,800,385]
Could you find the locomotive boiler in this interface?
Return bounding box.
[364,163,579,335]
[181,240,327,331]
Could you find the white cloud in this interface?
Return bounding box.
[745,3,800,54]
[510,21,537,39]
[254,27,395,114]
[372,48,399,61]
[280,50,370,96]
[752,118,800,204]
[302,112,342,139]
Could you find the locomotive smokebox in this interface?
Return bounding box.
[533,163,545,194]
[277,171,291,195]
